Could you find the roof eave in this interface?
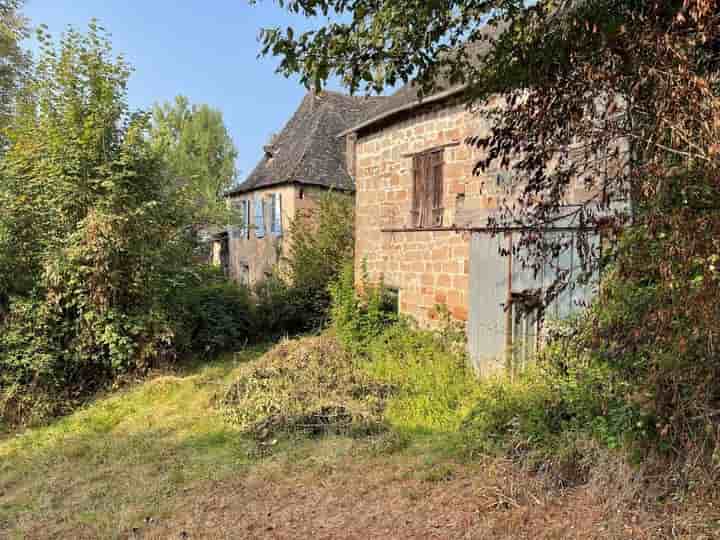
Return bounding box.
[224,178,355,198]
[337,84,468,138]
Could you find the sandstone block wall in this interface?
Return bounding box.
[354,96,597,327]
[354,100,492,327]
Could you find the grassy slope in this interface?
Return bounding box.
[1,336,717,539]
[0,339,478,539]
[0,348,267,539]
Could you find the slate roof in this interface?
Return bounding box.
[226,91,385,196]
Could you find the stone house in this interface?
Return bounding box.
[216,91,381,285]
[213,63,611,372]
[341,82,608,372]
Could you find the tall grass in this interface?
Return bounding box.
[362,323,478,435]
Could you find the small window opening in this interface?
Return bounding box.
[385,287,400,314]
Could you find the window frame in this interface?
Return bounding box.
[411,148,445,228]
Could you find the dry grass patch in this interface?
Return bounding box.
[222,335,394,442]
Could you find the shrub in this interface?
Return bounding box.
[364,322,478,434]
[169,266,253,358]
[459,316,652,468]
[0,294,173,426]
[0,26,248,428]
[251,273,308,338]
[328,260,474,435]
[284,191,354,328]
[329,261,398,354]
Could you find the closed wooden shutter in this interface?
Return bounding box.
[411,154,424,227]
[411,150,444,227]
[431,150,444,226]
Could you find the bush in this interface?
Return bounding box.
[0,295,173,426]
[364,322,478,434]
[458,315,652,469]
[0,26,250,428]
[169,266,253,358]
[328,269,476,436]
[251,273,308,337]
[329,261,398,354]
[587,223,720,456]
[284,192,354,328]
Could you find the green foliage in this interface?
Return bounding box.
[584,216,720,456]
[167,266,253,358]
[328,268,475,437]
[251,272,308,337]
[0,24,248,427]
[457,313,653,468]
[329,261,398,354]
[284,191,355,328]
[0,0,30,135]
[150,95,238,225]
[254,0,509,94]
[242,191,357,339]
[364,322,477,435]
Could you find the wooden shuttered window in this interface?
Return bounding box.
[411,149,445,227]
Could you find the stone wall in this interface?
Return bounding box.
[354,99,491,327]
[225,183,329,286]
[353,96,596,327]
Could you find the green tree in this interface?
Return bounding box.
[0,22,194,422]
[0,0,30,135]
[150,95,238,225]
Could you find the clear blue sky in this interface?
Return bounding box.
[22,1,344,181]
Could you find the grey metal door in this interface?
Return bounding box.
[468,230,599,374]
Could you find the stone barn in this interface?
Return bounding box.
[342,82,611,373]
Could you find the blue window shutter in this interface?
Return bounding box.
[238,200,246,238]
[273,193,282,236]
[269,193,281,236]
[255,197,265,238]
[244,200,250,238]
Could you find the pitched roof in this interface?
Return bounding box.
[226,91,384,196]
[340,26,505,136]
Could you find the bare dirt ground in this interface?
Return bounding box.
[120,457,706,540]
